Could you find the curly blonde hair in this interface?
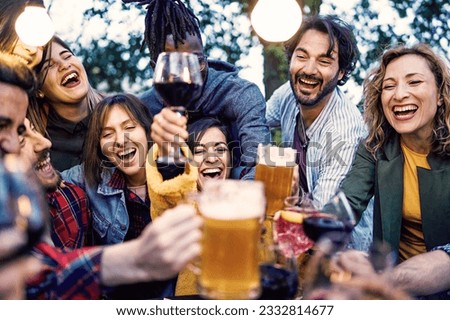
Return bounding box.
[363,43,450,157]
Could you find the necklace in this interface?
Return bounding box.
[128,184,147,201]
[296,109,309,149]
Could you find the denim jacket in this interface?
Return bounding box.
[61,165,129,245]
[140,59,271,179]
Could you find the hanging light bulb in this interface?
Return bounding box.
[251,0,302,43]
[15,1,55,47]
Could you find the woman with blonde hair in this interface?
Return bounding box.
[341,43,450,285]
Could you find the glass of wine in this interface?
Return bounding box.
[153,51,203,165]
[303,190,355,249]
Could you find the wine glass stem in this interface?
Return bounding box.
[159,106,187,166]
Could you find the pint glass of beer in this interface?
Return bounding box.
[197,180,265,299]
[255,144,297,219]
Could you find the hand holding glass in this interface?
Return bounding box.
[153,52,203,164]
[196,180,265,299]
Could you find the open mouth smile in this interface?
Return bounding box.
[61,72,80,87]
[117,148,137,162]
[392,105,418,119]
[200,167,223,179]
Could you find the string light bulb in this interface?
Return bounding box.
[15,1,55,47]
[251,0,302,43]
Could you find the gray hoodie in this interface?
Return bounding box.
[140,59,270,179]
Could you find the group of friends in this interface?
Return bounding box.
[0,0,448,300]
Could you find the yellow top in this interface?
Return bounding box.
[146,144,199,295]
[399,141,430,261]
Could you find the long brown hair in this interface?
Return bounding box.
[364,43,450,157]
[27,36,104,135]
[83,93,153,187]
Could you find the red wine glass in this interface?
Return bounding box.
[153,52,203,165]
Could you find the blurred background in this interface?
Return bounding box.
[44,0,450,109]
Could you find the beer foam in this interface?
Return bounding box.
[257,144,296,167]
[198,180,266,220]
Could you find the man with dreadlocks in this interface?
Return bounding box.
[123,0,270,180]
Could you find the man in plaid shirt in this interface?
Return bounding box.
[0,52,202,299]
[19,118,202,299]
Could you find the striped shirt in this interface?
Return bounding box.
[266,82,367,207]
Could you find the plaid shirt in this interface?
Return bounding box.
[26,243,104,299]
[108,170,151,241]
[47,182,92,249]
[103,171,176,299]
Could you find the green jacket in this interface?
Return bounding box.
[341,134,450,259]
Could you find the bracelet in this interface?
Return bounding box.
[431,243,450,256]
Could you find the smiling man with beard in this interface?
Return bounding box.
[266,15,373,251]
[20,118,92,250]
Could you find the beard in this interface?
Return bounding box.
[37,170,61,193]
[43,178,61,193]
[290,71,340,107]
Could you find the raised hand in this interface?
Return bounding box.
[101,204,202,285]
[151,108,188,158]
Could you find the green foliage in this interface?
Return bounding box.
[75,0,257,93]
[340,0,449,91]
[263,44,289,97]
[77,32,152,93]
[271,128,282,145]
[74,0,449,98]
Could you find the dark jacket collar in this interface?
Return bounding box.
[381,133,448,169]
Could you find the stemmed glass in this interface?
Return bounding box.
[300,190,359,298]
[273,190,356,257]
[303,190,355,248]
[153,52,203,165]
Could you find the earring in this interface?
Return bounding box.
[37,91,44,98]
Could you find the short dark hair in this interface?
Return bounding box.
[187,117,229,152]
[284,15,359,86]
[0,52,36,96]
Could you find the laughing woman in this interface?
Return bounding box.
[340,43,450,291]
[146,116,231,296]
[28,36,104,171]
[60,93,180,299]
[61,93,153,245]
